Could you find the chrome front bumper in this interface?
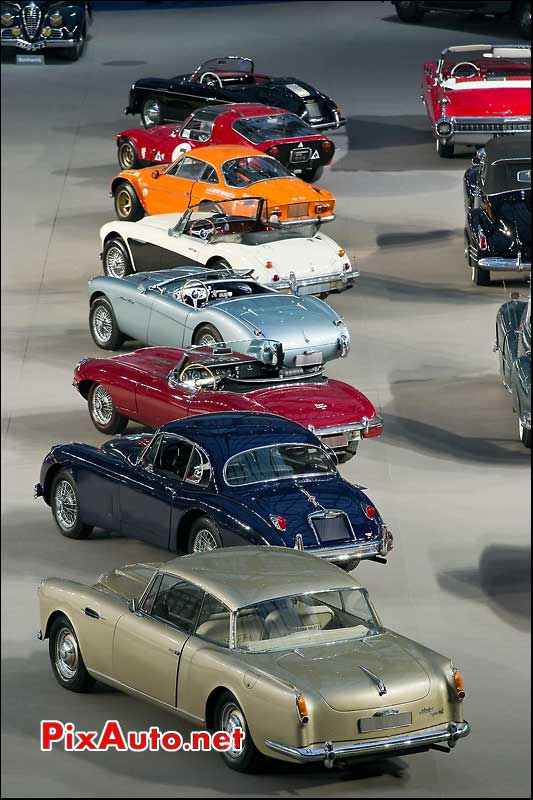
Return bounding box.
[268,269,358,296]
[1,38,78,50]
[266,721,470,765]
[477,256,531,272]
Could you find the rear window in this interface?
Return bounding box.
[222,156,291,188]
[233,113,315,144]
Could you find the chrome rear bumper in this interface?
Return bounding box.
[312,416,384,442]
[313,528,392,565]
[268,269,358,296]
[477,256,531,272]
[266,720,470,765]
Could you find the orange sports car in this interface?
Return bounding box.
[110,144,336,224]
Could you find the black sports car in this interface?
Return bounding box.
[464,135,531,286]
[0,1,91,60]
[124,55,346,131]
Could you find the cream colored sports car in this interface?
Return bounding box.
[38,547,470,772]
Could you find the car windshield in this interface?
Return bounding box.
[442,46,531,79]
[224,443,335,486]
[235,588,382,651]
[233,113,316,144]
[222,156,291,188]
[198,57,253,74]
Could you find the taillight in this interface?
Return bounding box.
[265,261,273,269]
[272,274,280,282]
[343,262,351,271]
[338,249,345,257]
[478,229,488,250]
[269,145,280,158]
[315,203,331,214]
[322,140,334,154]
[270,515,287,531]
[363,425,383,439]
[295,693,309,724]
[453,669,466,700]
[362,504,376,520]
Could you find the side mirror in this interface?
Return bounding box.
[128,598,139,613]
[152,169,160,180]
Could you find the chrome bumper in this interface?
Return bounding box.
[268,269,358,295]
[266,721,470,765]
[309,117,347,131]
[436,116,530,146]
[312,416,384,442]
[477,256,531,272]
[1,38,78,50]
[281,214,335,227]
[314,532,392,565]
[521,411,532,431]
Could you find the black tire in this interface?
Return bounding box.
[337,558,360,572]
[301,166,324,183]
[472,261,491,287]
[192,324,223,348]
[141,96,163,128]
[89,296,126,351]
[88,383,129,435]
[65,26,86,61]
[517,1,531,38]
[437,139,454,158]
[187,516,223,554]
[118,138,141,170]
[102,237,134,279]
[213,691,264,773]
[51,470,93,540]
[207,258,232,272]
[49,615,95,692]
[519,413,532,449]
[114,181,144,222]
[337,448,356,464]
[394,1,425,23]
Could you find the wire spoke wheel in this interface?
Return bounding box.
[220,702,246,759]
[54,480,78,530]
[192,528,219,553]
[105,245,128,278]
[92,305,113,344]
[91,385,114,426]
[198,333,218,347]
[55,627,79,680]
[143,99,161,127]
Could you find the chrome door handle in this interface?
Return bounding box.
[83,607,103,620]
[119,297,135,304]
[168,649,181,656]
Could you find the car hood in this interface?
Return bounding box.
[242,177,334,204]
[109,347,179,380]
[232,476,378,548]
[445,85,531,117]
[245,633,431,711]
[212,294,345,349]
[248,379,376,429]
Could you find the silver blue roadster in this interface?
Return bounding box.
[88,267,350,367]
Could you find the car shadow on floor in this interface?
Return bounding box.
[436,545,531,632]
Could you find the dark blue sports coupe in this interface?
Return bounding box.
[35,413,392,571]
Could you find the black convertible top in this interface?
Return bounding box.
[483,135,531,195]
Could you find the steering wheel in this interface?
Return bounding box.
[199,71,223,87]
[189,218,217,240]
[451,62,481,79]
[179,279,210,309]
[179,362,217,387]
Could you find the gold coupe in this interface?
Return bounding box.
[38,547,470,772]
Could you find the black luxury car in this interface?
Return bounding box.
[124,56,346,130]
[495,292,531,448]
[390,1,531,38]
[464,135,531,286]
[0,1,91,60]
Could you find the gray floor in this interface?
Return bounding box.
[1,2,530,797]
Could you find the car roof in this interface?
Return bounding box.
[215,103,287,118]
[185,144,275,166]
[157,546,361,610]
[159,411,318,459]
[484,134,531,164]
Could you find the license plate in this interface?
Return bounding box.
[322,433,349,449]
[296,282,330,296]
[358,712,412,733]
[295,351,323,367]
[290,148,311,164]
[312,513,352,543]
[288,203,309,218]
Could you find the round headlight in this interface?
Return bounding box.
[42,26,51,37]
[436,121,453,137]
[11,25,21,37]
[50,12,63,27]
[1,12,14,26]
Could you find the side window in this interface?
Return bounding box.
[151,575,205,633]
[195,594,231,647]
[181,116,214,143]
[153,435,194,481]
[184,447,212,487]
[200,164,219,184]
[167,157,206,180]
[140,434,162,468]
[141,574,163,614]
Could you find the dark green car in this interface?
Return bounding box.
[495,293,531,448]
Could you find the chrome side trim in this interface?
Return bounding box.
[265,721,471,763]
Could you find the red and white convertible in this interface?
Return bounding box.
[421,44,531,158]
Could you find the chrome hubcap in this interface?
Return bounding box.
[55,628,79,680]
[193,529,218,553]
[143,100,160,125]
[105,245,127,278]
[54,480,78,530]
[92,305,113,344]
[91,385,114,426]
[220,702,246,758]
[120,142,135,169]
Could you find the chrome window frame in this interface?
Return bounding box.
[137,431,216,491]
[222,441,337,487]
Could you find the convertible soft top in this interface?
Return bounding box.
[483,135,531,195]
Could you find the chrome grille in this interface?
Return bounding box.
[23,3,41,40]
[454,119,531,134]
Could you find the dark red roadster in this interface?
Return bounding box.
[116,103,335,183]
[73,343,382,462]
